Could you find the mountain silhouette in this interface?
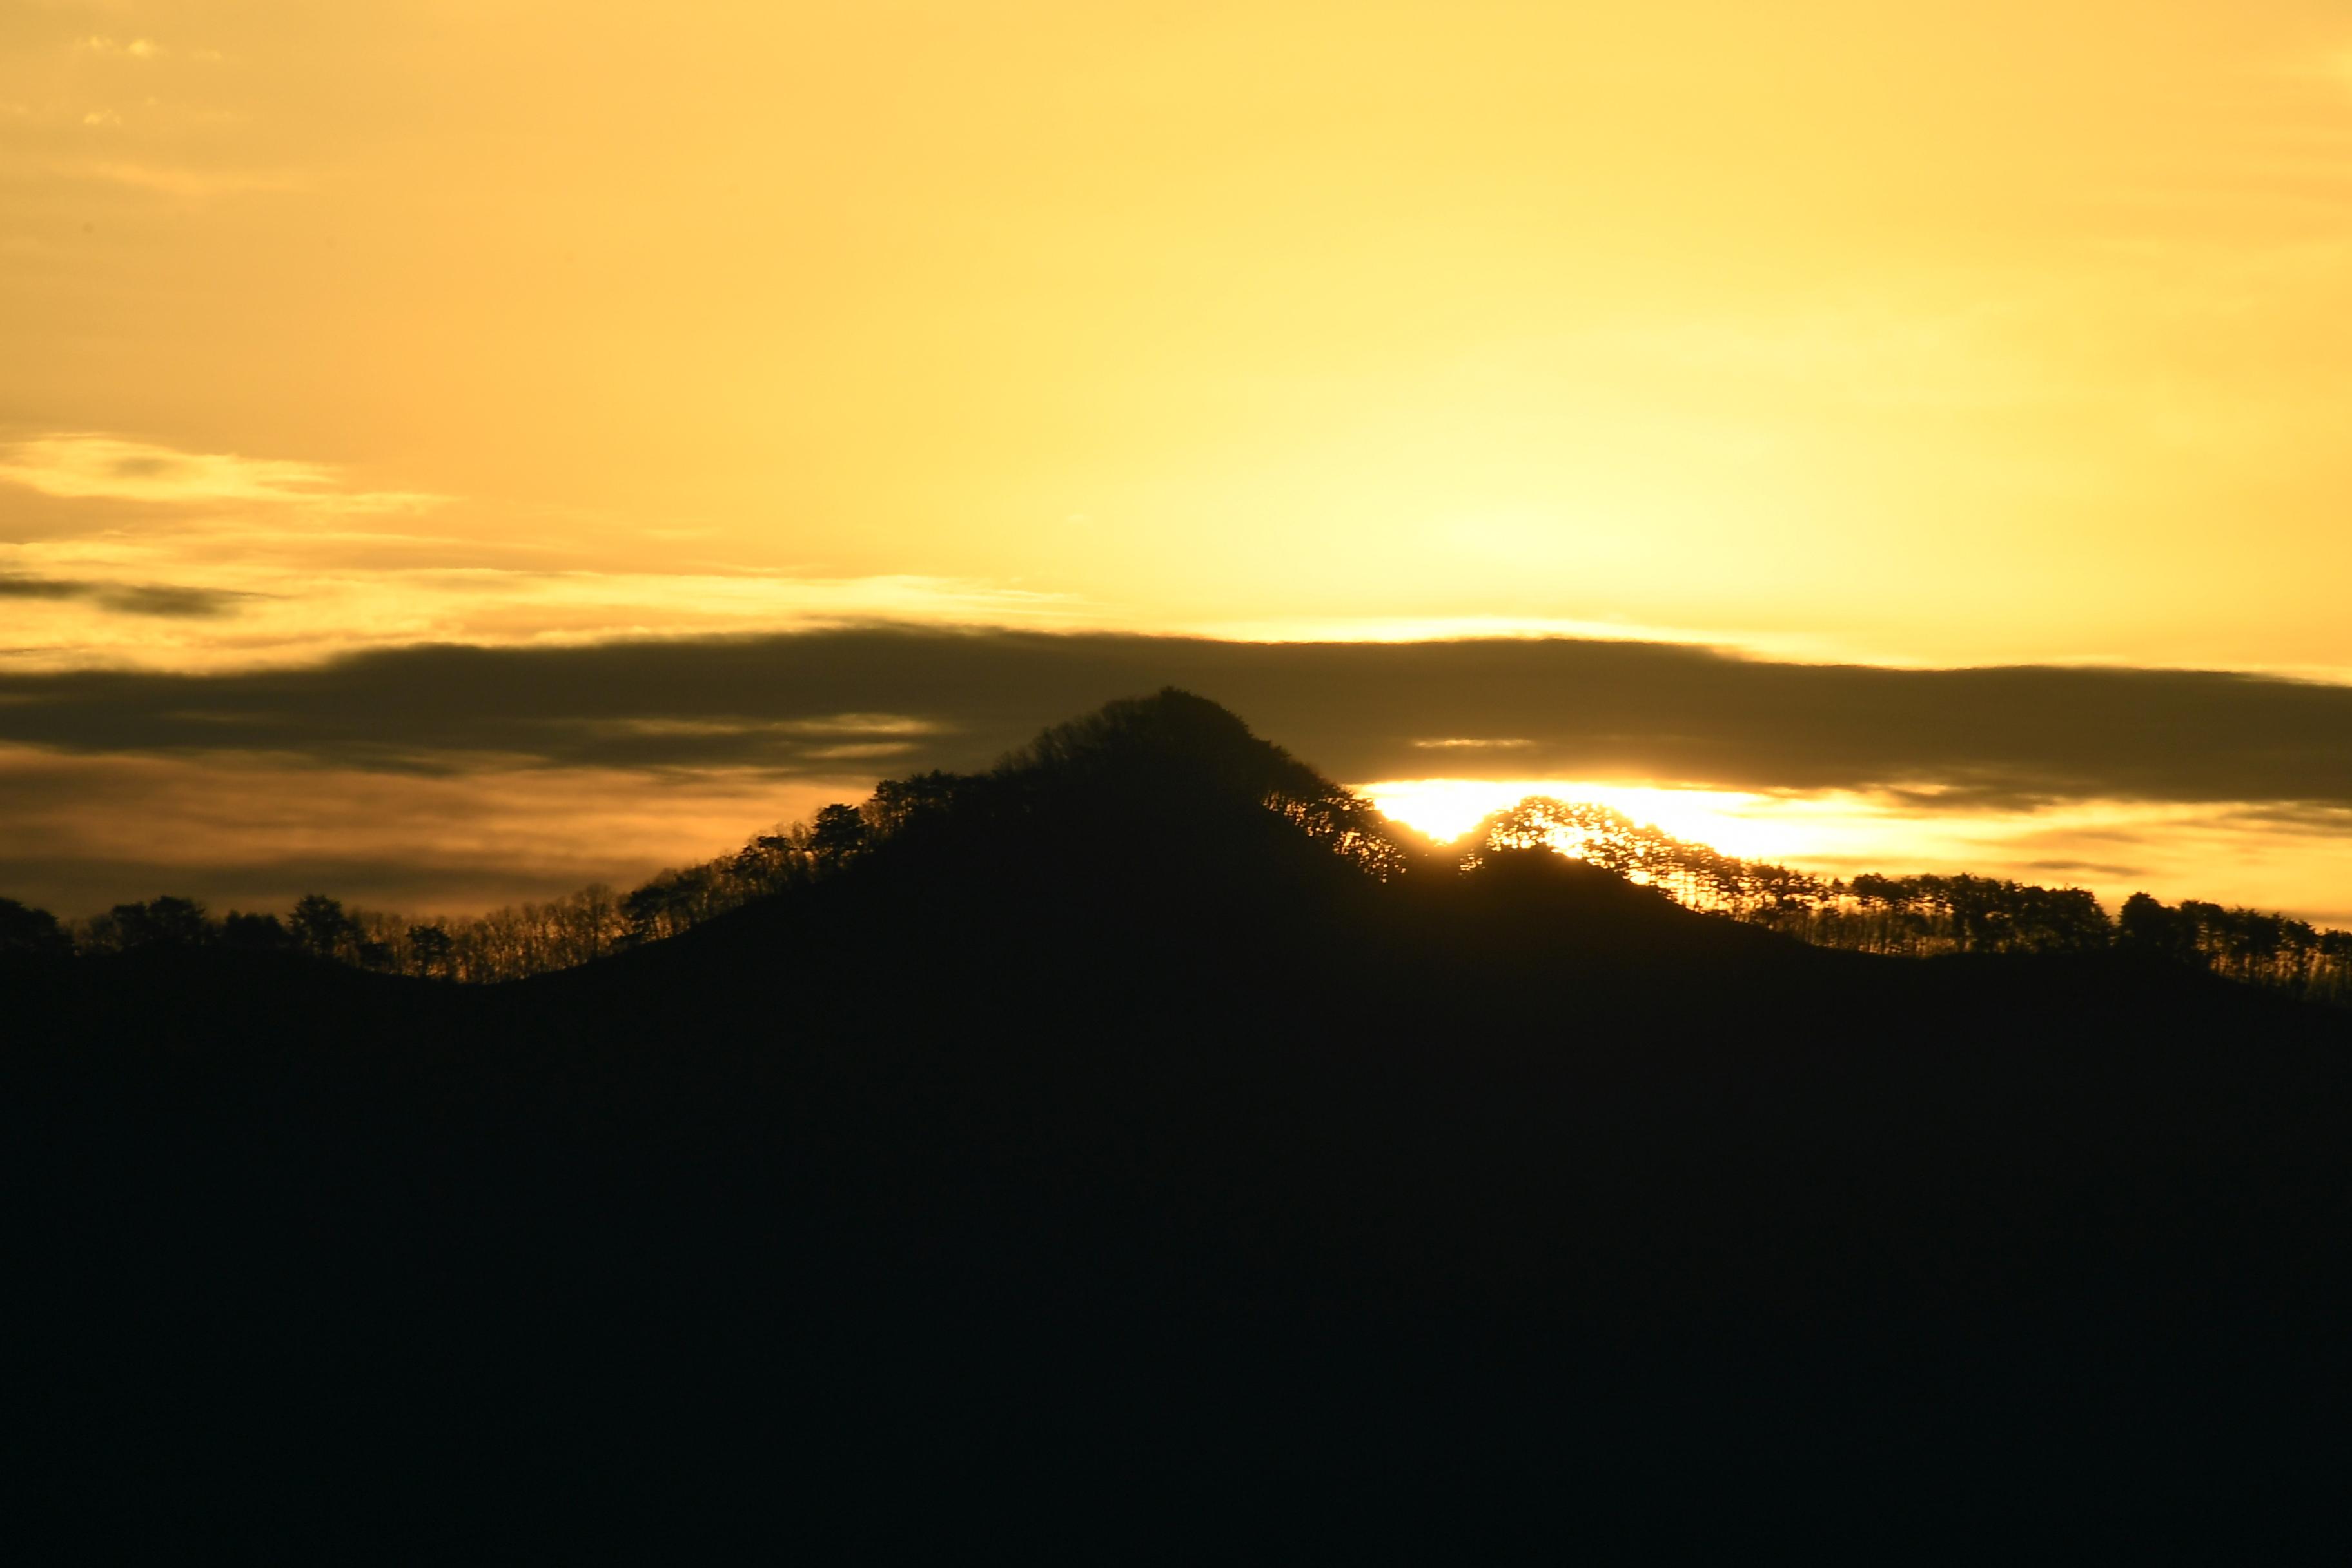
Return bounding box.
[10,691,2352,1552]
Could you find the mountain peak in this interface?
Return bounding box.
[815,689,1415,890]
[995,687,1327,801]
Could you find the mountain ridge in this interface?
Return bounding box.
[10,690,2352,1550]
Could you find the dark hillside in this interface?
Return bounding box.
[8,692,2352,1551]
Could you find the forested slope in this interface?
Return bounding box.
[9,692,2352,1551]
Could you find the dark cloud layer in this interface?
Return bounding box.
[4,627,2351,808]
[0,573,250,618]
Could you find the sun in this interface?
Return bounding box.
[1358,777,1797,861]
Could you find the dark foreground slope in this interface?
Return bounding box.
[9,695,2352,1551]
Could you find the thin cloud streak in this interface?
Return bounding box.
[0,572,253,618]
[0,435,441,510]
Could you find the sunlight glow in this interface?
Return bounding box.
[1362,778,1799,860]
[1362,779,2352,928]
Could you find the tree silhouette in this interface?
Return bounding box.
[407,925,455,979]
[808,803,871,872]
[865,771,970,836]
[0,896,71,959]
[221,911,295,952]
[289,894,358,962]
[108,896,214,949]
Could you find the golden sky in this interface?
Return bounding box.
[6,1,2352,917]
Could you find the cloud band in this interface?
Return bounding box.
[2,627,2349,809]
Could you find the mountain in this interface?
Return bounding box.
[9,691,2352,1552]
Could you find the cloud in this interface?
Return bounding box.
[0,435,437,509]
[2024,859,2147,879]
[1,627,2350,812]
[10,629,2352,923]
[0,433,1085,675]
[0,573,252,618]
[0,576,81,603]
[0,743,852,918]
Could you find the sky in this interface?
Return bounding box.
[6,1,2352,922]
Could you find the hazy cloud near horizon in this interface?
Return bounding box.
[0,572,252,618]
[8,628,2352,923]
[5,627,2351,812]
